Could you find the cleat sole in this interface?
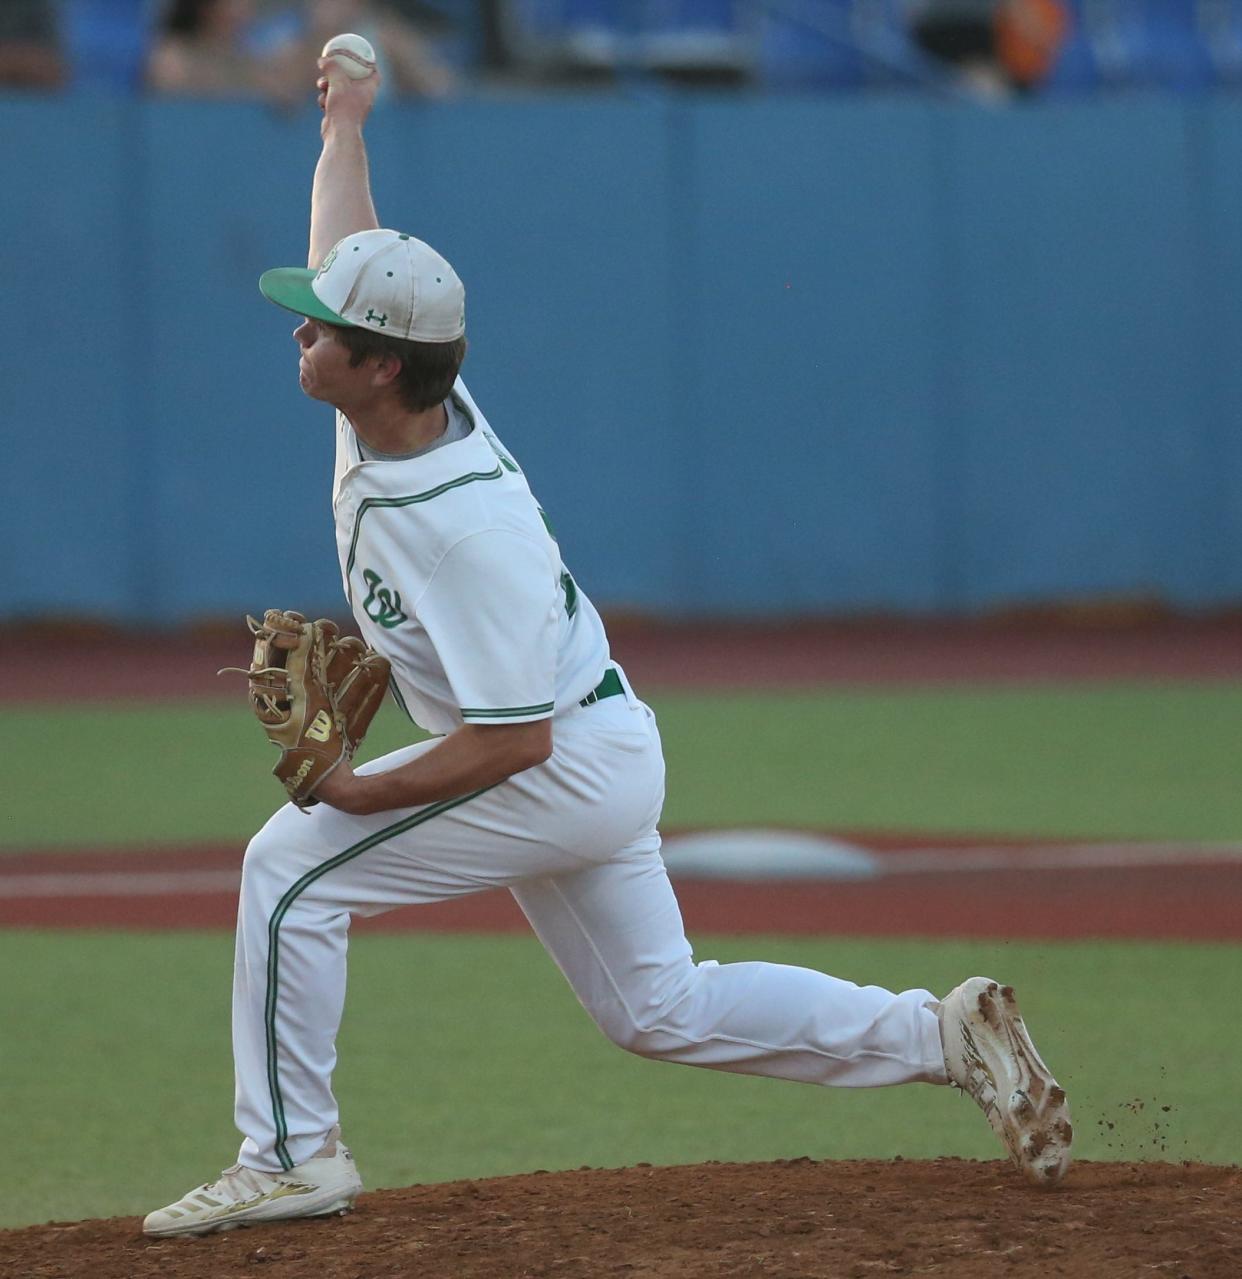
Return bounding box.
[942,976,1074,1189]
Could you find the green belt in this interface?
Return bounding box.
[579,667,624,708]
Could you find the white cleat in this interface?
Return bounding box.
[938,977,1074,1188]
[143,1126,363,1237]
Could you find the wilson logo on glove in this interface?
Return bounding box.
[306,710,334,743]
[219,609,391,809]
[288,757,318,791]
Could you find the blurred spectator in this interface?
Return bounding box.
[261,0,458,99]
[995,0,1069,89]
[909,0,1002,96]
[0,0,68,89]
[146,0,303,102]
[910,0,1069,96]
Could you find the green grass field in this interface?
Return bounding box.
[2,679,1239,1229]
[5,681,1241,848]
[2,930,1237,1230]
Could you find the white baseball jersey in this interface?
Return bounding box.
[332,379,611,734]
[225,375,949,1181]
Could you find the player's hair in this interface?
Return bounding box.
[332,325,467,413]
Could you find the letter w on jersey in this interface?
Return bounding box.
[361,569,408,629]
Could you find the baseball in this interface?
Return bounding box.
[321,32,377,79]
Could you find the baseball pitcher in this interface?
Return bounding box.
[144,55,1072,1238]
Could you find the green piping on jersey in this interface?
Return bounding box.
[343,465,505,594]
[388,675,415,722]
[264,785,495,1170]
[482,428,520,473]
[459,702,555,721]
[537,507,579,620]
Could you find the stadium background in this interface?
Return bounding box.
[4,1,1242,620]
[1,3,1240,1274]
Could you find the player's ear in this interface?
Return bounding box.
[370,352,403,390]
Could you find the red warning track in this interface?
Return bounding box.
[1,613,1241,701]
[2,837,1238,941]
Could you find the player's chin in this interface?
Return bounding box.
[297,368,342,409]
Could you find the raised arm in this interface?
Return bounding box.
[309,62,382,270]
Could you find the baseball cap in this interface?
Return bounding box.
[259,228,465,341]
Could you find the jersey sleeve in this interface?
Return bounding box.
[418,530,560,724]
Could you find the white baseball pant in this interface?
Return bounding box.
[232,671,948,1172]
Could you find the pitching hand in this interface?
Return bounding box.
[317,59,380,138]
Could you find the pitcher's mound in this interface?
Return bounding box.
[4,1158,1239,1279]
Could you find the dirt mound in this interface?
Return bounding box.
[5,1158,1240,1279]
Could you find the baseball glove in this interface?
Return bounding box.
[220,609,391,809]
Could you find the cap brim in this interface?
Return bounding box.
[258,267,352,326]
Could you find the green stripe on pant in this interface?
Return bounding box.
[263,786,496,1170]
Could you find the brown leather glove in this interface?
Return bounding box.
[221,609,391,809]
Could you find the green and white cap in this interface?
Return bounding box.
[259,228,465,342]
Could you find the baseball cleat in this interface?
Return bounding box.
[142,1126,362,1237]
[938,977,1073,1188]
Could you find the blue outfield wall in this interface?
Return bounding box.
[2,91,1241,623]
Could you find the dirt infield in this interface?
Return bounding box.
[4,1158,1239,1279]
[3,835,1239,940]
